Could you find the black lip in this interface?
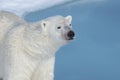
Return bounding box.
[68,38,74,40]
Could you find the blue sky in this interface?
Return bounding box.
[0,0,120,80]
[24,0,120,80]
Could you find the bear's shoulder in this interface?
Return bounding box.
[0,11,24,23]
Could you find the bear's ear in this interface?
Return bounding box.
[41,20,49,31]
[66,15,72,23]
[41,21,47,28]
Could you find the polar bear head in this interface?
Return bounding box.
[40,15,75,46]
[26,15,75,48]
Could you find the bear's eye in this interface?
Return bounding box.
[69,24,72,26]
[57,26,61,29]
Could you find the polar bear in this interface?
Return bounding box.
[0,11,75,80]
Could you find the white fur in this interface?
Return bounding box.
[0,11,72,80]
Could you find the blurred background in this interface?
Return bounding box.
[24,0,120,80]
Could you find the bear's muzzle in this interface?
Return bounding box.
[66,30,75,40]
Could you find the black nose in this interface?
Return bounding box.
[67,31,75,40]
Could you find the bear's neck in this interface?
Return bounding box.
[23,35,60,61]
